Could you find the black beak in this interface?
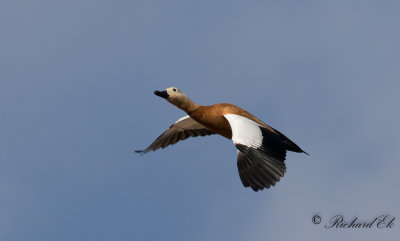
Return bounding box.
[154,90,169,99]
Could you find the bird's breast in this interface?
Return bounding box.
[189,106,232,139]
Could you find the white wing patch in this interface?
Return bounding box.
[224,114,263,148]
[174,115,190,124]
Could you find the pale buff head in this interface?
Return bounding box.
[154,87,199,113]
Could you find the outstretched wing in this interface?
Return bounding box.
[224,114,287,191]
[135,116,215,154]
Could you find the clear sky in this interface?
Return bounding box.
[1,1,399,240]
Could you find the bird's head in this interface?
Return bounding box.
[154,87,187,106]
[154,87,198,113]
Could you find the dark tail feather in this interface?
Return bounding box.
[274,129,309,155]
[284,139,309,155]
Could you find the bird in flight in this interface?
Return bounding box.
[136,87,308,191]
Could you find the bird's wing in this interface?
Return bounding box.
[135,116,215,154]
[224,114,287,191]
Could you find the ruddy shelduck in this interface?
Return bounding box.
[136,87,308,191]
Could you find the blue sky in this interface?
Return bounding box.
[1,1,400,240]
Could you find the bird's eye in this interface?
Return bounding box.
[173,88,177,92]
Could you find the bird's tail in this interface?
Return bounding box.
[273,129,309,155]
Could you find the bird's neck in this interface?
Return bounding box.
[177,99,200,114]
